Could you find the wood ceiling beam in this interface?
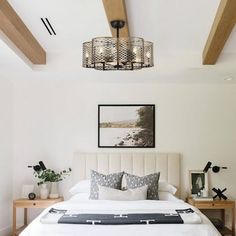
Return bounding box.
[0,0,46,64]
[203,0,236,65]
[102,0,129,37]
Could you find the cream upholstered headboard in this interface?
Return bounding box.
[73,152,181,196]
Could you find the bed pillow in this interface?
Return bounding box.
[158,192,182,202]
[70,193,90,201]
[98,185,148,201]
[90,170,124,200]
[69,179,90,195]
[158,181,177,195]
[122,172,160,200]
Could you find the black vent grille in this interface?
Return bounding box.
[41,18,56,35]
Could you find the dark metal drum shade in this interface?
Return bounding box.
[82,37,154,70]
[82,19,153,71]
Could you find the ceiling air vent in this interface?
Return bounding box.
[41,18,56,35]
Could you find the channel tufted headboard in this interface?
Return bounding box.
[73,152,181,196]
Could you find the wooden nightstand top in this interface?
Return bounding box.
[13,197,63,209]
[187,197,235,209]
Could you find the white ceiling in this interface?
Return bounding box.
[1,0,236,83]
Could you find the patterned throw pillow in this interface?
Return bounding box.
[122,172,160,200]
[90,170,124,200]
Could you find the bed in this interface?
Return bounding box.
[20,152,220,236]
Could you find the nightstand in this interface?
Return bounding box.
[12,197,63,236]
[187,197,235,236]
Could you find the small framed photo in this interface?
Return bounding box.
[21,185,34,199]
[189,170,208,197]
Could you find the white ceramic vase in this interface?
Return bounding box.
[40,183,49,199]
[49,182,59,199]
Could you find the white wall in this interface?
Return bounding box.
[0,79,13,236]
[12,80,236,203]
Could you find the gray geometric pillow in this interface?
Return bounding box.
[122,172,160,200]
[90,170,124,200]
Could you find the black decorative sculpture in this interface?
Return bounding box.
[212,188,228,200]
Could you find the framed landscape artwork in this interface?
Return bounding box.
[98,104,155,148]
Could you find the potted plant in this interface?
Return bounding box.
[29,161,72,199]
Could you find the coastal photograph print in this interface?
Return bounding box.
[98,104,155,148]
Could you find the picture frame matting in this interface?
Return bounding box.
[189,170,209,197]
[98,104,155,148]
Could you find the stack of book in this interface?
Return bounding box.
[193,196,213,201]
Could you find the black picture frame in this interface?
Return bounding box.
[189,170,209,197]
[98,104,155,148]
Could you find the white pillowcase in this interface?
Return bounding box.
[98,185,148,201]
[70,193,90,201]
[69,179,90,195]
[158,181,177,195]
[69,192,182,202]
[69,179,177,196]
[158,192,182,202]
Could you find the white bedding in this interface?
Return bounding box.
[20,195,220,236]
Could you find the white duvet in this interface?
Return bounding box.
[20,195,220,236]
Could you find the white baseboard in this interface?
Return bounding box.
[0,226,11,236]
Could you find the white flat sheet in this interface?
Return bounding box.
[20,197,220,236]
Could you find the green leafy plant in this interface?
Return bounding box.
[34,168,72,185]
[29,161,72,185]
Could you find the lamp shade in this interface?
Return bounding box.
[82,41,93,68]
[39,161,46,170]
[143,41,154,67]
[203,161,212,173]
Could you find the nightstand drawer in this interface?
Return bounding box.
[14,198,63,209]
[195,202,215,208]
[195,201,234,209]
[15,200,50,208]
